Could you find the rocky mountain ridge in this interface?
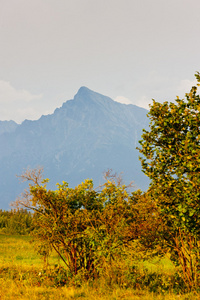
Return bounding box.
[0,87,149,210]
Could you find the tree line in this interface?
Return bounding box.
[0,209,33,235]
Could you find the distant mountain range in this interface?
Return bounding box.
[0,87,149,210]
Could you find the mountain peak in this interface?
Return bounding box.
[77,86,91,93]
[74,86,114,108]
[75,86,97,100]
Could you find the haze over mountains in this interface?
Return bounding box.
[0,87,149,210]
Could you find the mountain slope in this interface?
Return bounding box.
[0,87,149,210]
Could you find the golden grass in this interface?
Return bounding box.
[0,234,199,300]
[0,234,59,266]
[1,280,200,300]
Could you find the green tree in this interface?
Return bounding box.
[138,72,200,238]
[138,72,200,288]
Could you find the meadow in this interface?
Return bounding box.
[0,234,199,300]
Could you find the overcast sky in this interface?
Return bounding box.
[0,0,200,123]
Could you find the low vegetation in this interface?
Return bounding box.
[1,73,200,299]
[1,234,199,299]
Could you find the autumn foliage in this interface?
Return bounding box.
[13,168,159,278]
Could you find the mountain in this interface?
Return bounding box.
[0,120,18,135]
[0,87,149,210]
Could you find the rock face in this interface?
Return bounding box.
[0,87,149,210]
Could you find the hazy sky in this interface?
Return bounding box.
[0,0,200,123]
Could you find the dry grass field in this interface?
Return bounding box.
[0,234,200,299]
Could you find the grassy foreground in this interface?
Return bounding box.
[0,234,199,300]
